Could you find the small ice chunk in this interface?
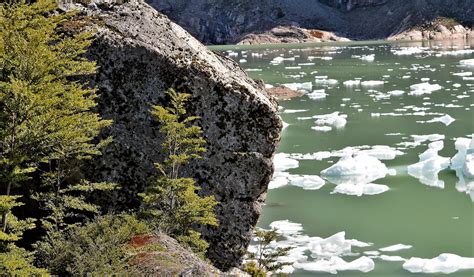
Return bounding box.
[392,47,424,55]
[426,114,455,126]
[359,54,375,62]
[452,72,472,77]
[312,126,332,132]
[403,254,474,274]
[460,59,474,67]
[332,183,389,196]
[294,256,375,274]
[315,78,339,86]
[307,89,327,100]
[321,155,394,182]
[289,175,326,190]
[282,82,313,92]
[407,141,450,188]
[343,80,361,86]
[282,109,308,114]
[313,112,347,129]
[274,153,299,172]
[361,80,385,87]
[387,90,405,96]
[380,244,412,252]
[269,220,303,236]
[380,255,407,262]
[409,83,442,96]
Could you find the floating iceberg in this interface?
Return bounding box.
[307,89,327,100]
[332,183,389,196]
[282,82,313,92]
[425,114,455,126]
[387,90,405,96]
[359,54,375,62]
[379,244,412,252]
[321,154,395,196]
[282,109,308,114]
[311,126,332,132]
[403,254,474,274]
[451,137,474,201]
[343,80,361,86]
[407,141,450,188]
[361,80,385,87]
[248,220,374,274]
[274,153,299,172]
[313,112,347,129]
[460,59,474,67]
[409,82,442,96]
[452,72,472,77]
[392,47,424,55]
[379,255,406,262]
[294,256,375,274]
[269,172,326,190]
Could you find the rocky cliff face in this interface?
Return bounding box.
[148,0,474,44]
[60,0,281,270]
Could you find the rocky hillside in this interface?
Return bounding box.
[60,0,281,271]
[148,0,474,44]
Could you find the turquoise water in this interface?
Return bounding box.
[212,40,473,276]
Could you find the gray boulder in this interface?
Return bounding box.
[60,0,281,270]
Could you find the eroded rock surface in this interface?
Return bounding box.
[60,0,281,270]
[148,0,474,44]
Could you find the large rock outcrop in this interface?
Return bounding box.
[60,0,281,270]
[147,0,474,44]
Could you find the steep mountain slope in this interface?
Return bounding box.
[148,0,474,44]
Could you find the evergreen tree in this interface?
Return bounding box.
[0,0,113,272]
[244,228,294,276]
[140,88,218,257]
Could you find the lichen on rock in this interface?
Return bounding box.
[59,0,282,271]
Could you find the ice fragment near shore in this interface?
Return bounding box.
[407,141,450,188]
[403,254,474,274]
[409,82,442,95]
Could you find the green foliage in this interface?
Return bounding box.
[0,1,113,274]
[0,244,49,276]
[0,195,46,276]
[140,88,218,257]
[35,213,148,276]
[244,228,294,276]
[0,0,112,232]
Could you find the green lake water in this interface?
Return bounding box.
[211,40,474,276]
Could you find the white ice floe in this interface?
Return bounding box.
[361,80,385,87]
[407,141,450,188]
[379,244,412,252]
[274,153,299,172]
[451,137,474,201]
[269,172,326,190]
[247,221,374,274]
[387,90,405,96]
[412,134,445,144]
[359,54,375,62]
[282,82,313,92]
[289,145,403,162]
[403,254,474,274]
[459,59,474,67]
[332,183,389,196]
[343,80,361,87]
[409,82,442,96]
[269,220,304,236]
[425,114,455,126]
[312,126,332,132]
[313,112,347,129]
[307,89,327,100]
[315,78,339,86]
[379,255,407,262]
[438,49,474,56]
[452,72,472,77]
[282,109,308,114]
[271,56,296,65]
[282,121,289,130]
[321,154,395,196]
[392,47,425,55]
[294,256,374,274]
[245,68,262,72]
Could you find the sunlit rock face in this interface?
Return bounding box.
[60,0,281,270]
